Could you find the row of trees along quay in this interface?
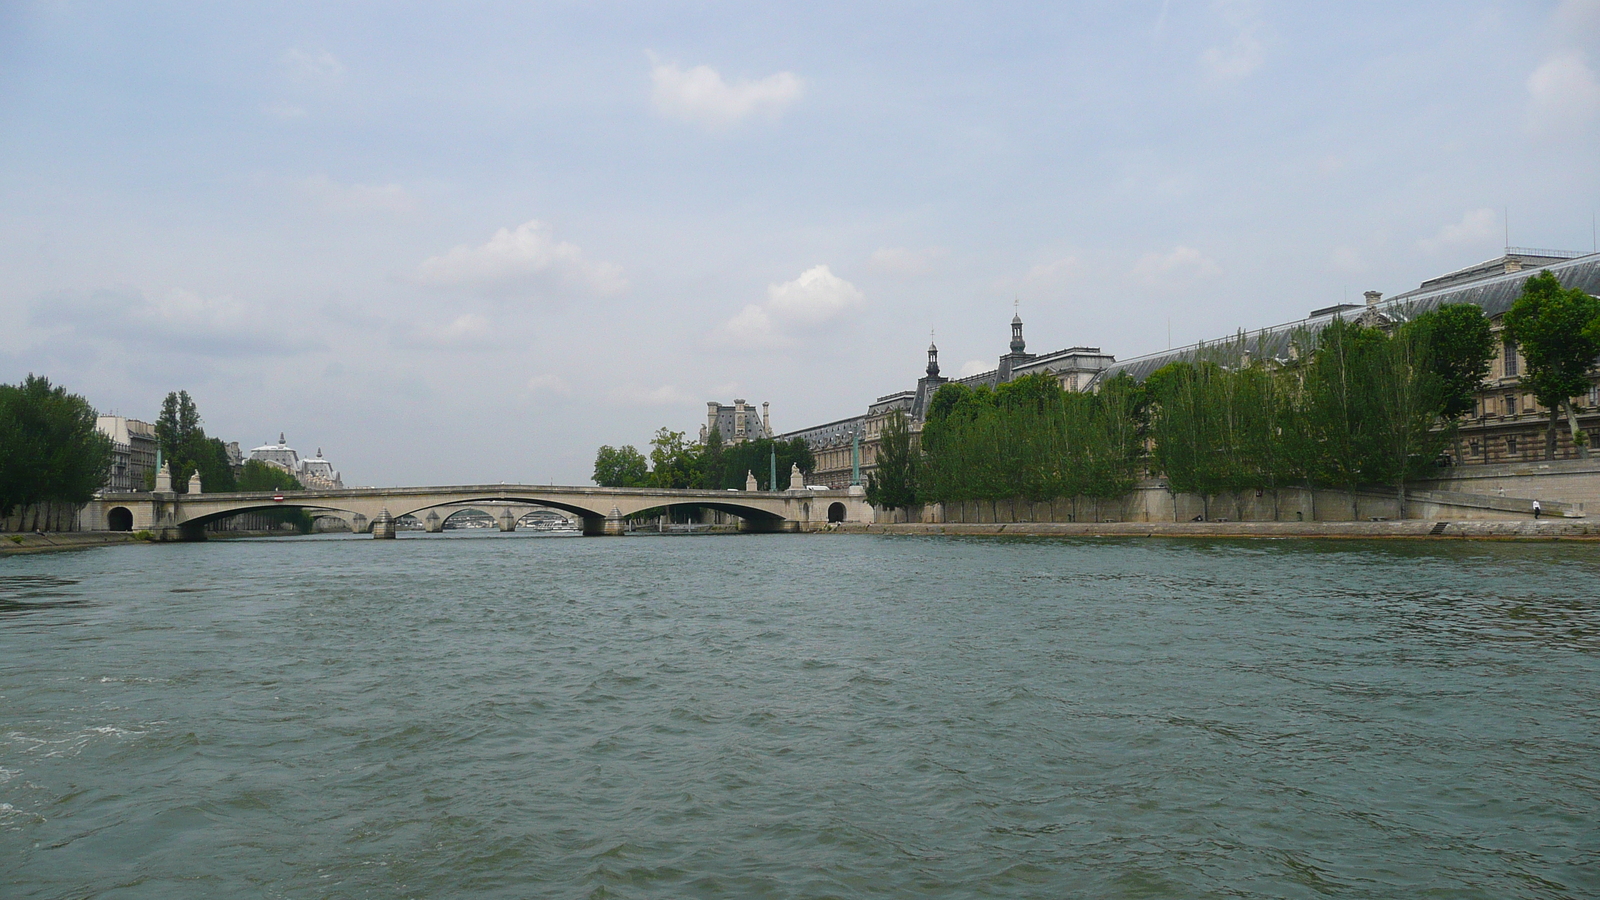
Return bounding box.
[869,272,1600,520]
[0,375,113,522]
[2,380,314,531]
[593,428,815,490]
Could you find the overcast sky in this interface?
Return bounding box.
[3,1,1598,485]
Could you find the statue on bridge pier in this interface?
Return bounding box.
[789,462,804,491]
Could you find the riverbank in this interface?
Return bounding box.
[829,519,1600,539]
[0,532,145,555]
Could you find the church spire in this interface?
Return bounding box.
[927,328,940,377]
[1010,299,1025,354]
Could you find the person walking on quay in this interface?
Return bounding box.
[1533,499,1542,519]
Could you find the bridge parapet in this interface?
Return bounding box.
[80,484,873,538]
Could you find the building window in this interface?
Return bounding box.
[1507,435,1518,456]
[1469,440,1481,456]
[1589,384,1599,408]
[1506,394,1517,416]
[1503,340,1518,377]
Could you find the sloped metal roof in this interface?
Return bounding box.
[1094,253,1600,385]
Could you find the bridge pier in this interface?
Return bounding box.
[424,511,443,533]
[371,509,397,539]
[498,509,517,532]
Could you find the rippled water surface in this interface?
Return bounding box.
[3,533,1599,898]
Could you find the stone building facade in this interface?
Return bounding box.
[781,249,1600,496]
[96,415,158,493]
[780,314,1114,489]
[1099,249,1600,467]
[248,433,345,489]
[700,399,770,444]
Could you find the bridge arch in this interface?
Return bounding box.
[176,502,363,533]
[107,506,134,531]
[827,502,847,523]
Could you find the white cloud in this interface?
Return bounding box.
[417,220,626,299]
[869,246,945,276]
[1419,209,1497,253]
[1329,247,1366,272]
[30,288,315,356]
[1023,256,1082,286]
[525,374,571,396]
[299,174,416,214]
[959,359,991,377]
[1200,1,1266,81]
[650,58,804,130]
[765,265,864,324]
[1202,33,1264,80]
[714,264,864,347]
[262,100,307,119]
[610,383,693,406]
[282,48,344,87]
[1132,246,1222,287]
[1527,52,1600,136]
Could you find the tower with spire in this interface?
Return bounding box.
[912,330,948,421]
[998,301,1036,382]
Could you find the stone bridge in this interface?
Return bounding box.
[82,484,871,540]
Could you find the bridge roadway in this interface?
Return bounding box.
[84,483,871,539]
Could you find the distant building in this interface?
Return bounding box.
[780,313,1109,488]
[96,416,158,493]
[297,449,342,489]
[700,399,770,444]
[1097,249,1600,465]
[248,433,343,489]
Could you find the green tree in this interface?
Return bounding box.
[592,444,650,487]
[154,390,233,492]
[647,428,701,489]
[1298,319,1387,517]
[0,375,113,516]
[237,459,304,492]
[232,460,312,532]
[865,409,917,510]
[1360,325,1450,511]
[1400,303,1494,463]
[1502,271,1600,459]
[698,427,725,489]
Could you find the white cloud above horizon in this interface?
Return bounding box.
[29,288,319,358]
[716,265,863,347]
[1419,208,1498,253]
[282,48,345,87]
[416,220,626,300]
[1200,1,1266,81]
[650,58,804,130]
[1527,51,1600,136]
[1132,246,1222,288]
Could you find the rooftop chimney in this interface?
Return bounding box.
[1364,290,1382,307]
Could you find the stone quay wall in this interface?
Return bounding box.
[2,501,87,533]
[878,462,1600,526]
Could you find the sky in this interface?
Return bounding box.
[3,1,1598,486]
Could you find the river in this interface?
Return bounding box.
[3,533,1598,898]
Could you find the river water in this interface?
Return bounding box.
[3,533,1598,898]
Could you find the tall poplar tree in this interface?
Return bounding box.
[1502,271,1600,459]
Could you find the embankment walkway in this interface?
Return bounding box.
[832,520,1600,539]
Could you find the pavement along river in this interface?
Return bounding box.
[3,531,1597,898]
